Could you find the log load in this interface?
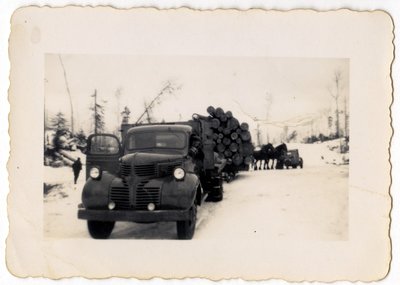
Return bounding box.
[203,106,254,173]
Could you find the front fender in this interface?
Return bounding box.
[156,173,200,210]
[82,172,115,209]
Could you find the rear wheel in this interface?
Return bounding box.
[209,184,223,202]
[206,176,224,202]
[299,158,304,169]
[177,204,197,240]
[87,220,115,239]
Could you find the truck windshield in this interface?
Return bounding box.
[127,131,187,151]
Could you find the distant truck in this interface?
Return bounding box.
[77,115,226,240]
[283,149,303,169]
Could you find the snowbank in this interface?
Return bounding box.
[287,139,349,167]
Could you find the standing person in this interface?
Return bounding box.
[72,157,82,185]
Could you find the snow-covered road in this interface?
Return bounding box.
[44,144,348,241]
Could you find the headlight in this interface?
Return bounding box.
[89,167,101,179]
[173,167,185,180]
[108,201,116,210]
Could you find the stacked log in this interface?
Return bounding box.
[206,106,253,171]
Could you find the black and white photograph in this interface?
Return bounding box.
[43,55,349,241]
[5,6,393,282]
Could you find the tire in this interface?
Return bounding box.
[177,204,197,240]
[206,184,224,202]
[207,175,224,202]
[299,158,304,169]
[213,185,224,201]
[87,220,115,239]
[205,175,224,202]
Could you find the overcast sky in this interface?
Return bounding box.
[45,54,349,135]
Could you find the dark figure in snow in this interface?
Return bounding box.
[72,158,82,184]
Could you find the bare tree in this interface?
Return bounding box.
[135,80,181,124]
[327,70,344,138]
[58,55,74,134]
[143,101,154,123]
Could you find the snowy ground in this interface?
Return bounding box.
[43,143,348,241]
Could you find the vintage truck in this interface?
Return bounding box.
[283,149,303,169]
[77,114,225,240]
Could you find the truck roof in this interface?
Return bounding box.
[127,124,193,135]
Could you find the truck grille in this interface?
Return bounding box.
[135,180,161,210]
[134,164,157,177]
[110,185,131,209]
[120,163,132,177]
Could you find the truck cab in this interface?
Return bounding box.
[78,119,224,240]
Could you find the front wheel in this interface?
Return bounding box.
[177,204,197,240]
[87,220,115,239]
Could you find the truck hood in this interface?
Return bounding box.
[122,152,185,165]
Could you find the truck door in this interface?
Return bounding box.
[86,134,122,180]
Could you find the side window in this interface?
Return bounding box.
[89,135,120,155]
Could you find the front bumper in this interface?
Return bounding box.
[78,208,191,223]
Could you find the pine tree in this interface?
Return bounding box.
[76,129,87,145]
[90,89,106,134]
[50,112,69,152]
[51,112,69,132]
